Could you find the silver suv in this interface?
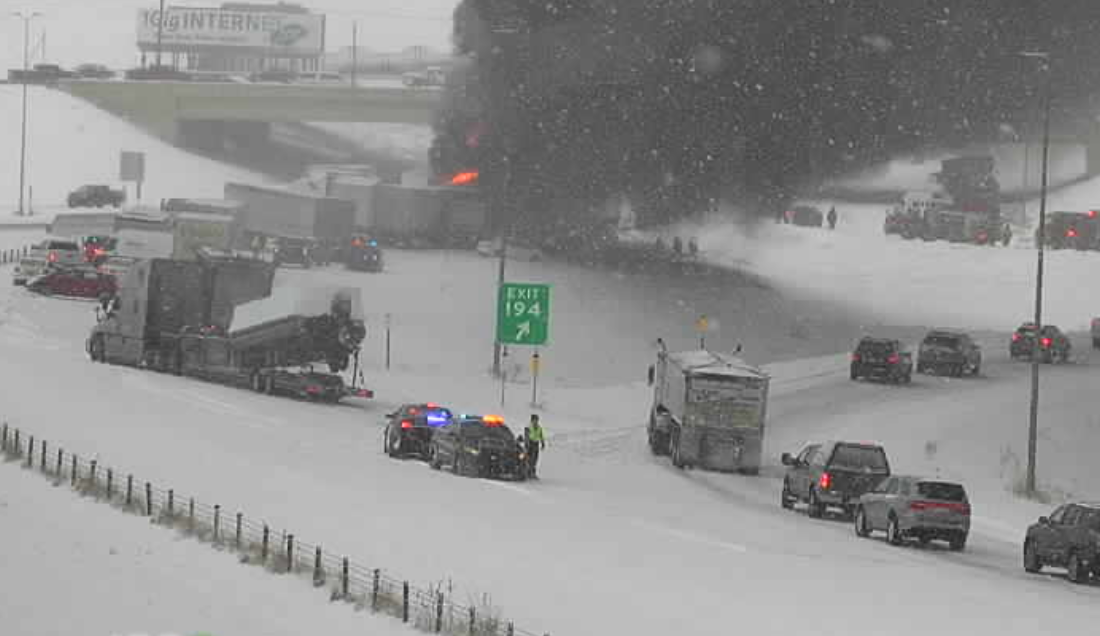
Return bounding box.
[854,476,970,551]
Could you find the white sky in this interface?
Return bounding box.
[0,0,456,70]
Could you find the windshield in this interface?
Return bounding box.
[830,445,889,472]
[857,341,895,356]
[923,334,961,349]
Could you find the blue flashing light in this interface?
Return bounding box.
[368,240,378,247]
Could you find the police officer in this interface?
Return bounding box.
[827,206,838,230]
[526,414,546,479]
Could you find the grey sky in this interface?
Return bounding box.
[0,0,455,70]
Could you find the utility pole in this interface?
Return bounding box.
[351,21,358,88]
[155,0,167,68]
[1021,51,1052,498]
[12,11,41,217]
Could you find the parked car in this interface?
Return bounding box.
[29,239,83,268]
[27,266,117,299]
[1023,502,1100,583]
[272,237,315,268]
[850,337,913,384]
[787,205,824,227]
[1009,323,1072,363]
[429,415,527,481]
[781,441,891,519]
[383,403,453,459]
[853,476,970,551]
[916,330,982,377]
[75,63,114,79]
[124,65,192,81]
[346,236,384,272]
[1091,318,1099,349]
[67,185,125,208]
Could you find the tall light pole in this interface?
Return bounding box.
[1021,50,1052,497]
[12,11,41,217]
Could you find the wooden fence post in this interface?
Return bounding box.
[106,468,113,498]
[1,423,7,452]
[56,449,63,478]
[188,498,195,531]
[145,482,153,516]
[286,534,295,573]
[313,546,323,584]
[126,475,133,507]
[13,430,20,458]
[372,569,380,611]
[341,558,349,599]
[25,435,33,466]
[402,582,409,623]
[235,513,242,550]
[71,455,78,487]
[40,440,46,472]
[262,525,270,562]
[213,505,221,543]
[167,490,174,516]
[435,592,444,633]
[469,607,476,636]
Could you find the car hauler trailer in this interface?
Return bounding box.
[647,348,770,474]
[87,257,371,403]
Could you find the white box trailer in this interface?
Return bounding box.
[648,349,770,474]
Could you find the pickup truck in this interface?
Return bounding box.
[781,441,891,519]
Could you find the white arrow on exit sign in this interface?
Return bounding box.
[515,321,531,341]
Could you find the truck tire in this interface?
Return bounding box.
[1093,339,1099,350]
[670,432,685,470]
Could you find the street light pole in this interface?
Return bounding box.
[1022,51,1053,497]
[12,11,41,217]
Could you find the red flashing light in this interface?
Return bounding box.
[1041,337,1053,348]
[352,238,364,247]
[1089,210,1098,219]
[1067,228,1078,238]
[400,419,414,430]
[819,472,832,490]
[449,171,479,186]
[409,407,419,415]
[426,402,438,409]
[887,353,901,364]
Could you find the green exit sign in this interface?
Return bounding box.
[496,282,551,346]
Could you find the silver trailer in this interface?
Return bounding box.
[648,349,770,474]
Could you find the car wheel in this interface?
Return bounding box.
[972,362,981,376]
[807,489,824,519]
[671,433,685,470]
[854,507,871,537]
[781,480,795,510]
[428,447,441,470]
[1093,339,1100,350]
[388,433,402,458]
[850,366,859,381]
[1067,552,1087,584]
[1023,540,1042,573]
[886,516,903,546]
[949,532,967,552]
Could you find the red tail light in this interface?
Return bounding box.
[1041,337,1053,348]
[819,472,832,490]
[887,354,900,364]
[400,419,413,429]
[1089,210,1098,219]
[1067,228,1078,238]
[305,385,322,395]
[910,501,970,514]
[1012,333,1021,342]
[48,252,58,263]
[851,353,860,362]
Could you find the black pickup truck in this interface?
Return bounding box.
[781,441,891,519]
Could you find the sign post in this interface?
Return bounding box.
[119,151,146,203]
[695,315,709,349]
[530,351,540,407]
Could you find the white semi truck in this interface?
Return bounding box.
[648,348,770,474]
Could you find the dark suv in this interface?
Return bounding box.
[781,441,891,519]
[850,337,913,384]
[917,330,982,377]
[1024,502,1100,584]
[1010,323,1071,363]
[67,185,125,208]
[383,403,453,459]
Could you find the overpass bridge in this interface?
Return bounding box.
[59,79,443,151]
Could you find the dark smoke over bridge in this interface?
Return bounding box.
[431,1,1100,230]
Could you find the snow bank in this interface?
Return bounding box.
[231,285,365,332]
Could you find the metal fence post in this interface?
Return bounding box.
[25,435,33,466]
[372,569,380,610]
[145,482,152,516]
[341,558,349,599]
[402,582,409,623]
[106,468,113,498]
[1,423,7,452]
[235,513,242,550]
[71,455,78,487]
[262,525,270,562]
[40,439,46,472]
[213,505,221,543]
[286,534,295,573]
[126,475,133,507]
[13,430,20,458]
[56,449,63,478]
[507,622,514,636]
[188,498,195,531]
[435,592,444,633]
[89,459,97,486]
[167,490,174,516]
[468,607,476,635]
[313,546,323,584]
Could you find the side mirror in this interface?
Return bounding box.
[781,452,795,466]
[1038,516,1049,525]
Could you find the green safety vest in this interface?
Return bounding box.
[528,424,545,443]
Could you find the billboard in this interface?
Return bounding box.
[137,7,324,54]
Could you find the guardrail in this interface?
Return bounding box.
[0,423,546,636]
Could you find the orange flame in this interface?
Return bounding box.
[449,171,479,186]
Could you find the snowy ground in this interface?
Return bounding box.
[0,85,266,214]
[0,452,410,636]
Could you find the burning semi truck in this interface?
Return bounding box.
[86,256,371,403]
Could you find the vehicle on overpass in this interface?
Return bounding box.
[402,66,446,87]
[124,65,192,81]
[1038,211,1099,250]
[67,185,125,209]
[781,441,891,519]
[647,346,770,474]
[1024,502,1100,584]
[854,476,970,551]
[87,257,371,404]
[75,64,114,79]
